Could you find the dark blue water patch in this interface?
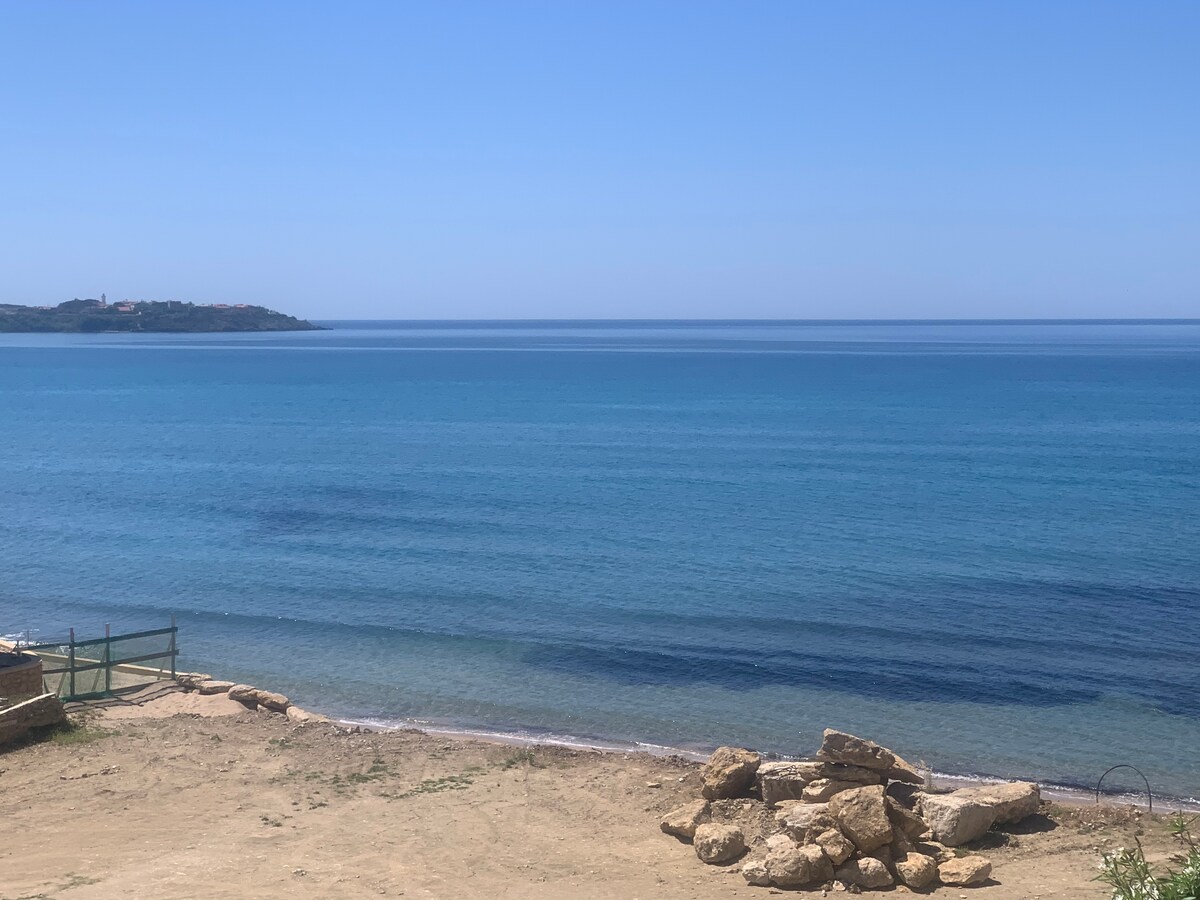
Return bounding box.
[519,642,1105,708]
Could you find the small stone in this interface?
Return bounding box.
[693,823,746,864]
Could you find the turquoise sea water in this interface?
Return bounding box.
[2,321,1198,799]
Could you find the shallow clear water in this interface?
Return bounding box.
[2,321,1198,798]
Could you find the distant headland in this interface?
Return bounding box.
[0,295,322,333]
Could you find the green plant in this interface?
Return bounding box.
[1098,814,1200,900]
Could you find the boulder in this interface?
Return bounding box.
[693,823,746,864]
[758,761,823,804]
[285,706,329,724]
[829,784,893,853]
[803,778,863,803]
[763,835,828,887]
[835,856,893,889]
[778,802,834,842]
[700,747,761,800]
[938,854,992,886]
[914,840,954,863]
[660,800,710,840]
[741,857,771,886]
[952,782,1040,825]
[226,684,259,706]
[894,851,938,890]
[197,680,234,695]
[919,793,996,846]
[886,781,924,810]
[256,690,290,712]
[758,760,880,805]
[817,729,923,784]
[887,796,929,840]
[815,828,855,865]
[176,672,213,689]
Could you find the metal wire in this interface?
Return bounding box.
[1095,764,1153,814]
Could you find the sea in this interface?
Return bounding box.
[2,320,1198,801]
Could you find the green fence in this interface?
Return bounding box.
[24,622,178,701]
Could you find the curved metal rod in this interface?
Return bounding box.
[1095,764,1153,814]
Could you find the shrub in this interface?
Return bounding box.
[1098,814,1200,900]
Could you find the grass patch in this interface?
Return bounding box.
[500,749,540,770]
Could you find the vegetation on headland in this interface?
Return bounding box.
[0,296,322,333]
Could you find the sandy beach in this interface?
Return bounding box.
[0,687,1182,900]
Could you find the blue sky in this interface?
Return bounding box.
[1,1,1196,319]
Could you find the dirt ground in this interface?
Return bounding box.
[0,692,1181,900]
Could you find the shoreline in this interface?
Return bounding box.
[330,710,1200,814]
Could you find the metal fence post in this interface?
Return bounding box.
[104,623,112,694]
[68,627,76,700]
[169,614,177,679]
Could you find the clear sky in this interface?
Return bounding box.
[1,1,1196,319]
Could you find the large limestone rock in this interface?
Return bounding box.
[256,690,290,712]
[938,854,993,886]
[835,856,893,889]
[741,857,771,886]
[758,761,822,804]
[660,800,710,840]
[895,851,938,890]
[700,747,761,800]
[953,782,1040,825]
[887,796,929,840]
[693,823,746,864]
[196,679,234,695]
[817,729,923,784]
[803,778,863,803]
[919,793,997,846]
[815,828,855,865]
[778,801,834,842]
[762,835,830,887]
[226,684,259,705]
[285,705,329,724]
[829,784,893,853]
[758,760,880,805]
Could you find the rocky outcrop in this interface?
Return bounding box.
[829,785,893,853]
[938,854,993,886]
[196,680,234,695]
[817,729,923,784]
[693,823,746,864]
[660,800,710,840]
[700,747,762,800]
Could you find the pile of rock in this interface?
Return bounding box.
[176,673,328,723]
[661,729,1041,892]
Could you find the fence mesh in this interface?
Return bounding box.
[23,625,178,701]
